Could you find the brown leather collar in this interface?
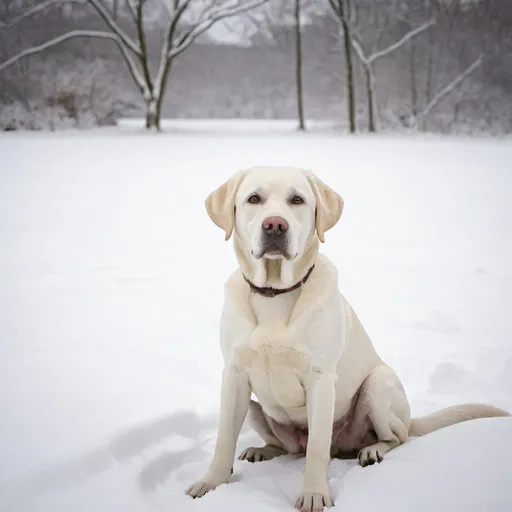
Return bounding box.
[243,265,315,298]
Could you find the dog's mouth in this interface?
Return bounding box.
[252,242,294,260]
[264,244,284,256]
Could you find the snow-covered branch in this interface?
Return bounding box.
[350,38,367,65]
[0,29,145,93]
[420,56,483,119]
[0,30,105,72]
[365,20,435,64]
[168,0,195,42]
[135,0,153,91]
[327,0,343,20]
[0,0,81,29]
[85,0,141,56]
[152,0,194,94]
[125,0,139,24]
[168,0,268,59]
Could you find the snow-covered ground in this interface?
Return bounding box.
[1,122,511,512]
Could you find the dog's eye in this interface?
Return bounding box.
[291,195,304,205]
[248,194,261,204]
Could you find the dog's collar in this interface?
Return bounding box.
[243,265,315,298]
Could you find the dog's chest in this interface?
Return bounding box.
[237,340,309,411]
[235,291,309,411]
[249,290,298,327]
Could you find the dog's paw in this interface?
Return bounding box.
[238,444,287,463]
[358,445,384,467]
[185,481,218,499]
[185,470,232,499]
[295,492,334,512]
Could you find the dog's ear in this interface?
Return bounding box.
[306,171,344,243]
[205,171,246,241]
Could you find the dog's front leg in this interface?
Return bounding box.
[296,373,336,512]
[186,365,251,498]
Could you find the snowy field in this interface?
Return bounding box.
[1,121,512,512]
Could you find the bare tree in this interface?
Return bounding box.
[328,0,356,133]
[351,20,434,132]
[0,0,268,130]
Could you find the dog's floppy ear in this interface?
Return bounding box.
[306,171,344,243]
[205,171,246,241]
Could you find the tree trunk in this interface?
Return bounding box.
[365,66,375,132]
[294,0,305,131]
[145,97,158,130]
[409,41,418,120]
[153,60,173,131]
[423,26,435,132]
[342,22,356,133]
[338,1,356,133]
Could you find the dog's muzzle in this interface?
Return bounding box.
[256,216,290,259]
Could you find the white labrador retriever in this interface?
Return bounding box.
[186,166,509,512]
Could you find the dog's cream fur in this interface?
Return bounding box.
[186,166,509,512]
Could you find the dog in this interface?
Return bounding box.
[186,166,509,512]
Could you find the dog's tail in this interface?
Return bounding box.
[409,403,510,437]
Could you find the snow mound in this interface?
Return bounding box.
[0,417,510,512]
[340,417,512,512]
[428,362,470,393]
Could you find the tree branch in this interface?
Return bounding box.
[0,0,82,29]
[350,38,367,64]
[194,1,218,21]
[167,0,195,44]
[85,0,141,56]
[327,0,342,19]
[153,0,194,94]
[351,38,379,129]
[125,0,138,25]
[168,0,268,59]
[367,19,435,64]
[135,0,153,92]
[420,56,483,119]
[237,2,294,48]
[0,30,146,94]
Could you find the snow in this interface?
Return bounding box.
[1,122,511,511]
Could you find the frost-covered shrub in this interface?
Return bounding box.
[0,57,136,131]
[0,101,73,131]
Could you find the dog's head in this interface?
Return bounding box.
[205,166,343,263]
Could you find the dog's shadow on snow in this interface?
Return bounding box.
[0,409,219,501]
[115,408,222,491]
[137,437,213,491]
[109,409,216,462]
[136,420,255,492]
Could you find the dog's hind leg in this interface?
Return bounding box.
[238,400,297,462]
[357,365,411,467]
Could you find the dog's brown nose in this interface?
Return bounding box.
[262,216,289,236]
